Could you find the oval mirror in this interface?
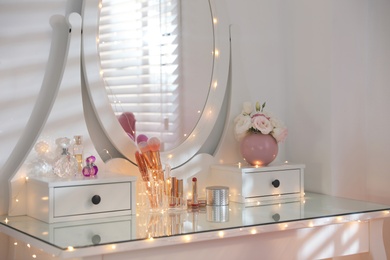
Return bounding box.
[98,0,214,152]
[82,0,229,168]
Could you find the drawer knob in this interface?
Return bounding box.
[91,195,101,205]
[272,213,281,222]
[92,234,101,245]
[272,179,280,188]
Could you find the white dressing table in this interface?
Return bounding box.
[1,192,389,259]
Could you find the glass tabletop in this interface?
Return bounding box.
[1,192,390,250]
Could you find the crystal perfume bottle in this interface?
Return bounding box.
[53,137,78,178]
[82,155,98,177]
[73,135,83,173]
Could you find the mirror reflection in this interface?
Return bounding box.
[98,0,214,151]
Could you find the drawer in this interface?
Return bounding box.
[210,163,305,204]
[243,169,301,198]
[27,174,137,223]
[54,182,131,217]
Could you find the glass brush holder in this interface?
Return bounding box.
[137,170,186,212]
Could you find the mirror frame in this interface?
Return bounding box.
[81,0,230,168]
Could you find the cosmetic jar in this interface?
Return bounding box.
[206,186,229,206]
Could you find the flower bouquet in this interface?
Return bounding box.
[234,101,287,166]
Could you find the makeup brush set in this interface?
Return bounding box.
[135,134,185,211]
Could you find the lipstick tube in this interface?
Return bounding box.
[191,177,199,207]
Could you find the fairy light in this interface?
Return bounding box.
[5,218,9,224]
[213,18,218,24]
[250,229,257,235]
[213,81,218,89]
[67,246,74,251]
[218,231,224,238]
[215,49,220,57]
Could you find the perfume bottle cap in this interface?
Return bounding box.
[74,135,83,145]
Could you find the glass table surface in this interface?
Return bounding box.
[1,192,390,250]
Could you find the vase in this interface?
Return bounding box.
[240,133,278,166]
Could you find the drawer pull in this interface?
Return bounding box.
[272,179,280,188]
[91,195,101,205]
[272,213,281,222]
[92,234,101,245]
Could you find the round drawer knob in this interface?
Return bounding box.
[92,234,101,245]
[91,195,101,205]
[272,213,281,222]
[272,179,280,188]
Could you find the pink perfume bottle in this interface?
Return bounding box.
[82,155,98,177]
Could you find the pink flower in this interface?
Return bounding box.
[251,113,273,135]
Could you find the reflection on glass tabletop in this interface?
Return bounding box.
[1,192,390,250]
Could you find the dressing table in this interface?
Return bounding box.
[1,192,390,259]
[2,1,389,259]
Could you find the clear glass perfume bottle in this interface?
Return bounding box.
[53,137,78,178]
[73,135,83,173]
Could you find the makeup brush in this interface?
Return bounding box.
[135,151,157,208]
[148,137,162,170]
[135,151,149,182]
[137,141,153,169]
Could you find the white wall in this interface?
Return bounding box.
[1,0,390,258]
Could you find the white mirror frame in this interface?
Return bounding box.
[81,0,230,169]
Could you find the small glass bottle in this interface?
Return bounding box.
[73,135,83,173]
[53,137,78,178]
[82,155,98,177]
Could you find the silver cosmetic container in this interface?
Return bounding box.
[206,186,229,206]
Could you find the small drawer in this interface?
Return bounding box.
[210,163,305,204]
[242,169,301,198]
[27,174,137,223]
[54,182,131,217]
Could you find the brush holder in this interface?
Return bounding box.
[137,180,167,212]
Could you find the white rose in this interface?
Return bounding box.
[234,114,252,140]
[242,101,253,115]
[251,113,273,135]
[263,111,285,128]
[272,127,288,143]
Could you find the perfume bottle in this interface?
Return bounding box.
[82,155,98,177]
[53,137,78,178]
[73,135,83,173]
[30,141,53,177]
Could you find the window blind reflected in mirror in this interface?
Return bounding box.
[99,0,181,151]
